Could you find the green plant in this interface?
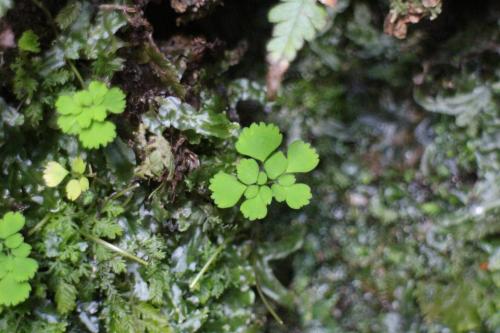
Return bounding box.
[43,157,90,201]
[55,81,126,149]
[266,0,327,96]
[18,30,40,53]
[0,212,38,306]
[209,123,319,220]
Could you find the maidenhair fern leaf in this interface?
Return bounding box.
[241,196,268,221]
[286,140,320,173]
[209,122,319,220]
[237,158,260,185]
[209,172,246,208]
[283,183,312,209]
[264,151,288,179]
[235,123,282,162]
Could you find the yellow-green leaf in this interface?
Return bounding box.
[43,161,69,187]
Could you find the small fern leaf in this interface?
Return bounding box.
[267,0,327,63]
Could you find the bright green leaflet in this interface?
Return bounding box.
[55,81,126,149]
[209,122,319,220]
[235,122,283,161]
[209,172,246,208]
[286,140,320,173]
[0,212,38,306]
[237,159,260,185]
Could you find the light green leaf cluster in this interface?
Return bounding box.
[0,212,38,306]
[266,0,327,64]
[43,157,90,201]
[55,81,126,149]
[209,123,319,220]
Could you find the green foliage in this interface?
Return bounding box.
[55,81,126,149]
[209,123,319,220]
[18,30,40,53]
[43,157,90,201]
[0,212,38,306]
[267,0,327,64]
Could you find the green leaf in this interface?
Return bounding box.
[70,157,86,175]
[284,183,312,209]
[264,151,288,179]
[78,121,117,149]
[0,212,25,239]
[75,109,94,128]
[236,123,283,161]
[66,179,82,201]
[102,87,126,114]
[56,95,81,115]
[55,281,77,314]
[271,184,286,202]
[74,91,93,107]
[0,276,31,306]
[259,185,273,205]
[9,257,38,282]
[11,243,31,258]
[4,233,23,249]
[87,105,107,122]
[244,185,259,199]
[79,177,89,192]
[209,172,246,208]
[88,81,108,105]
[55,0,82,29]
[267,0,327,63]
[278,174,296,186]
[240,196,268,221]
[18,30,40,53]
[237,159,259,185]
[286,140,319,173]
[240,186,273,221]
[43,161,69,187]
[257,171,268,185]
[57,114,81,134]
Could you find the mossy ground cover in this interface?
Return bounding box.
[0,0,499,332]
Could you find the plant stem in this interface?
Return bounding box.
[102,183,140,209]
[255,273,285,326]
[68,60,85,88]
[189,242,226,290]
[82,232,148,266]
[28,214,50,236]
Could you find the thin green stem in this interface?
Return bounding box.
[82,232,148,266]
[28,214,50,236]
[102,183,140,209]
[68,60,85,88]
[189,242,227,290]
[255,273,285,326]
